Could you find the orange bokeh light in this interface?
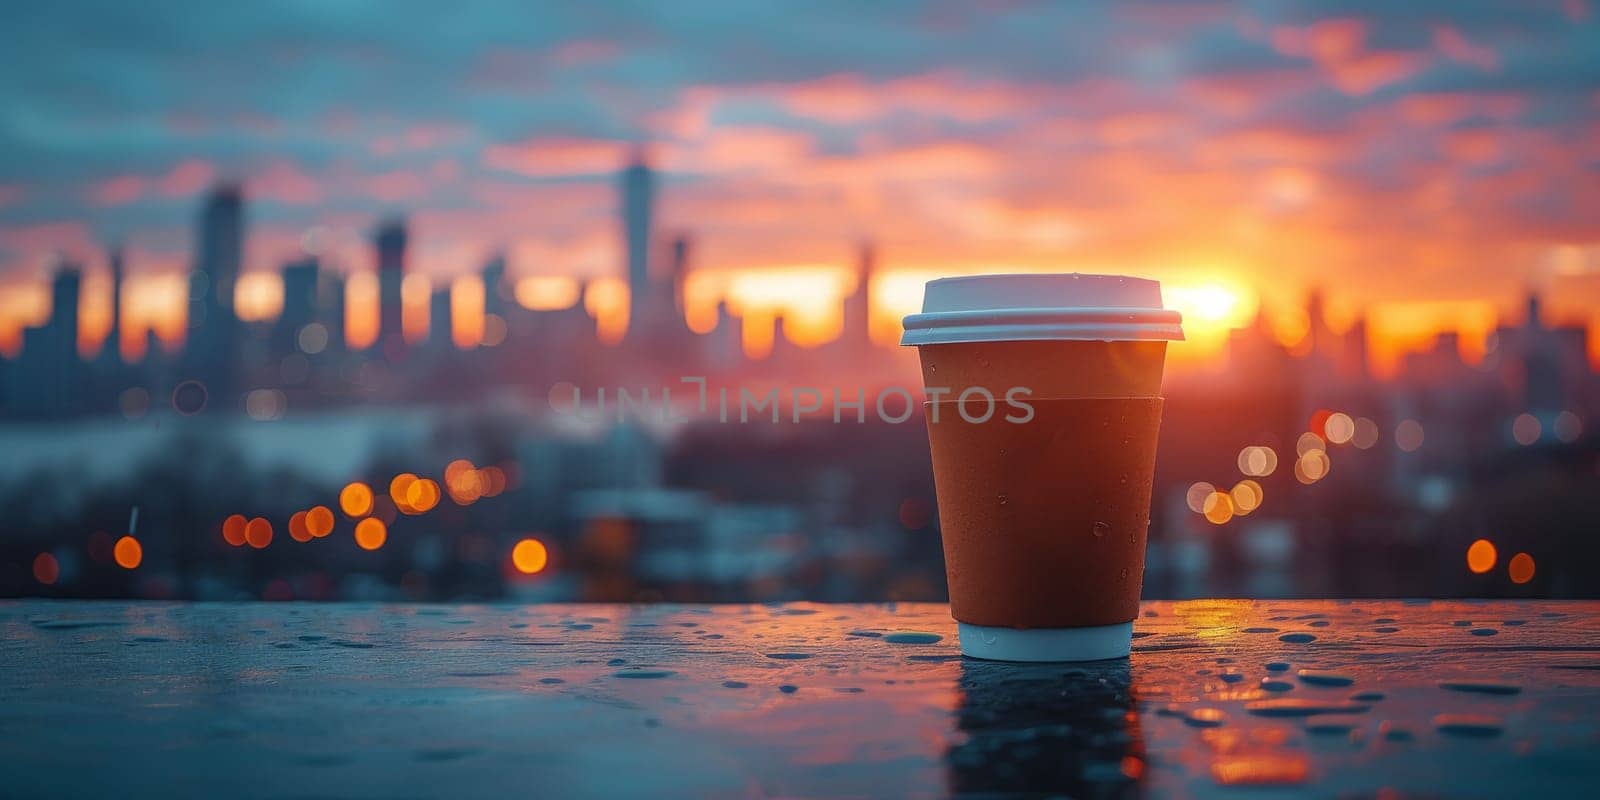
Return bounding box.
[113,536,143,569]
[245,517,273,549]
[512,538,549,574]
[1203,491,1235,525]
[288,510,312,542]
[1466,539,1496,574]
[340,482,374,517]
[222,513,248,547]
[1508,552,1535,584]
[405,478,441,513]
[354,518,387,551]
[390,473,419,512]
[306,505,335,538]
[33,552,59,585]
[479,466,507,497]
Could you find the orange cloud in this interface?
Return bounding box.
[1433,26,1500,71]
[89,175,146,207]
[88,160,216,206]
[250,160,323,205]
[1271,18,1430,95]
[483,137,624,177]
[159,159,216,197]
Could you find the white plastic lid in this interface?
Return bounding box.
[900,273,1184,346]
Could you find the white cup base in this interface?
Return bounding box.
[957,621,1133,662]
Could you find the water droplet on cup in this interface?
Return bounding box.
[997,495,1008,506]
[1092,522,1109,538]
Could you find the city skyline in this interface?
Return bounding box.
[3,3,1599,374]
[3,153,1597,379]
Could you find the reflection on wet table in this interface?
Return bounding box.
[2,600,1597,798]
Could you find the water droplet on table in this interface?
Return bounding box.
[1184,707,1227,728]
[1278,633,1317,644]
[613,668,675,679]
[1433,713,1504,737]
[1245,699,1371,717]
[1296,669,1355,687]
[1260,678,1294,692]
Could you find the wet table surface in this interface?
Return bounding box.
[2,600,1598,799]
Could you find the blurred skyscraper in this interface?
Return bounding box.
[185,184,245,402]
[375,218,408,355]
[622,150,654,302]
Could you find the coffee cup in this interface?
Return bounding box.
[901,273,1182,661]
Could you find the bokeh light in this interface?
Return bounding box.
[1203,491,1235,525]
[1309,409,1332,439]
[479,466,507,497]
[1508,552,1536,584]
[354,518,387,551]
[1352,417,1380,449]
[113,536,142,569]
[297,322,329,354]
[1466,539,1497,574]
[390,473,419,512]
[1230,480,1263,514]
[221,513,248,547]
[1324,413,1355,445]
[1511,413,1541,446]
[306,505,335,538]
[288,511,312,542]
[512,538,549,574]
[1294,450,1330,483]
[1553,411,1582,443]
[1186,482,1216,514]
[245,517,273,549]
[340,482,374,517]
[33,552,59,585]
[1295,432,1326,456]
[405,478,441,513]
[1237,446,1278,478]
[1395,419,1425,452]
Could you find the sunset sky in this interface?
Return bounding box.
[1,1,1598,372]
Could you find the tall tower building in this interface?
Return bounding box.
[104,245,126,365]
[278,255,319,357]
[429,288,454,351]
[186,184,245,396]
[375,218,408,352]
[197,185,244,322]
[621,151,654,303]
[45,263,85,413]
[667,234,690,314]
[482,252,507,319]
[51,263,83,362]
[844,241,876,347]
